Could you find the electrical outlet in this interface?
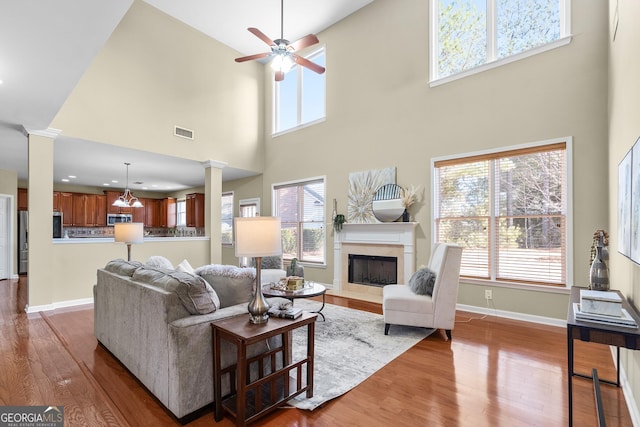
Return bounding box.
[485,290,493,300]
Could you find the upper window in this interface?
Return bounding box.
[430,0,570,82]
[221,192,233,245]
[273,48,326,135]
[176,199,186,227]
[432,140,570,286]
[273,177,326,265]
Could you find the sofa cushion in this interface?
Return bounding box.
[133,266,219,314]
[104,259,143,277]
[408,267,437,296]
[146,255,174,270]
[195,265,256,308]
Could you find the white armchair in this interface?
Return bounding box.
[382,243,462,339]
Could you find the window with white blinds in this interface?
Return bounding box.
[221,192,233,245]
[273,178,326,264]
[433,141,567,286]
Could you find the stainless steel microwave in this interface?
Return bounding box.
[107,213,133,226]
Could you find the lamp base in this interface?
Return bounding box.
[249,312,270,324]
[247,257,270,324]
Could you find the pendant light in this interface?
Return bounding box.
[113,162,144,208]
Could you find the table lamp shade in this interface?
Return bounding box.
[114,222,144,243]
[234,217,282,258]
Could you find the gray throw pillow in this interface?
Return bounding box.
[195,265,256,308]
[133,266,219,314]
[104,259,143,277]
[408,268,437,296]
[146,255,174,270]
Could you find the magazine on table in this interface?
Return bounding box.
[573,303,638,328]
[268,305,303,319]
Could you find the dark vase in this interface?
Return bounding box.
[589,245,610,291]
[402,209,409,222]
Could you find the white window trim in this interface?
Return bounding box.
[272,175,327,267]
[429,0,572,86]
[430,136,574,291]
[221,191,234,246]
[272,46,327,136]
[239,197,261,216]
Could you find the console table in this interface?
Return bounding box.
[211,312,317,426]
[567,287,640,427]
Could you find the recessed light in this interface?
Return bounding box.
[68,175,76,179]
[142,187,148,190]
[103,183,110,186]
[111,180,118,183]
[61,178,69,182]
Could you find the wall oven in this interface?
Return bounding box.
[107,213,133,226]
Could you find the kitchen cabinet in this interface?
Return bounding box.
[53,191,60,212]
[59,192,74,226]
[105,190,132,214]
[186,193,204,228]
[132,198,146,224]
[95,195,107,226]
[71,194,102,226]
[17,188,28,210]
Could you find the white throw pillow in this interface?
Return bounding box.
[146,255,174,270]
[176,259,195,274]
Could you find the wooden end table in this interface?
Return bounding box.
[262,281,327,321]
[211,312,317,427]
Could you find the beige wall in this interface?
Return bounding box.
[51,0,265,174]
[259,0,608,318]
[608,0,640,417]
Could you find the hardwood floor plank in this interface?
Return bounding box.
[0,278,634,426]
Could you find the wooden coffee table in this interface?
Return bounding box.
[211,312,317,426]
[262,281,327,321]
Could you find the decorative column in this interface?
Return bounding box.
[201,160,226,265]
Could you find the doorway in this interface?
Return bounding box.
[0,195,14,280]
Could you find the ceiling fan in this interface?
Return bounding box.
[235,0,326,82]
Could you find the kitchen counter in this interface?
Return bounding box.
[53,236,209,244]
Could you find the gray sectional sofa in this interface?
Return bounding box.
[93,259,286,421]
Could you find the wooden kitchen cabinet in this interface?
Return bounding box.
[59,192,74,226]
[17,188,28,210]
[95,195,107,226]
[53,191,60,212]
[105,190,132,214]
[132,198,146,224]
[161,197,176,228]
[186,193,204,228]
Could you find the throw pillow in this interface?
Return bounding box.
[195,264,256,308]
[408,267,437,296]
[146,255,174,270]
[133,266,219,315]
[104,259,143,277]
[176,259,195,275]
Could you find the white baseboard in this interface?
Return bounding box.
[456,303,566,328]
[26,297,94,313]
[611,347,640,427]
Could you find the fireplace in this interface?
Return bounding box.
[333,222,417,295]
[348,254,398,287]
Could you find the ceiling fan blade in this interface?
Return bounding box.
[289,34,319,52]
[235,52,271,63]
[248,27,275,47]
[275,70,285,82]
[291,54,326,74]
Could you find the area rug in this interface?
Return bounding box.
[287,299,433,410]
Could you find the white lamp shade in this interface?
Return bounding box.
[114,222,144,244]
[234,217,282,258]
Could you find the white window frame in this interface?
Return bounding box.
[176,198,186,227]
[429,0,572,86]
[272,176,327,266]
[272,46,326,137]
[431,137,573,291]
[221,191,234,246]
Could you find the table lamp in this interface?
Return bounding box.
[234,217,282,324]
[114,222,144,261]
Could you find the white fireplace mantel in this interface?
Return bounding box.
[333,222,417,290]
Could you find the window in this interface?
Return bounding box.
[176,199,186,227]
[430,0,570,82]
[221,192,233,245]
[273,177,326,264]
[274,48,326,134]
[433,140,569,286]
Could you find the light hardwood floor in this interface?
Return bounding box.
[0,277,633,426]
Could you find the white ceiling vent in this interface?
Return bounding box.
[174,125,194,140]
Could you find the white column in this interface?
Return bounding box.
[201,160,226,265]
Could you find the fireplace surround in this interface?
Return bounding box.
[333,222,417,295]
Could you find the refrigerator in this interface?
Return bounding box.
[18,210,28,275]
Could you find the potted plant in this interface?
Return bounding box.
[333,214,346,232]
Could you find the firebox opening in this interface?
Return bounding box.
[348,254,398,287]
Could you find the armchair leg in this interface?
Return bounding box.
[384,323,390,335]
[445,329,452,341]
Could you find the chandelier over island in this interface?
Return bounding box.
[112,162,144,208]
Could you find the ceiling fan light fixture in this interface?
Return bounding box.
[270,53,294,73]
